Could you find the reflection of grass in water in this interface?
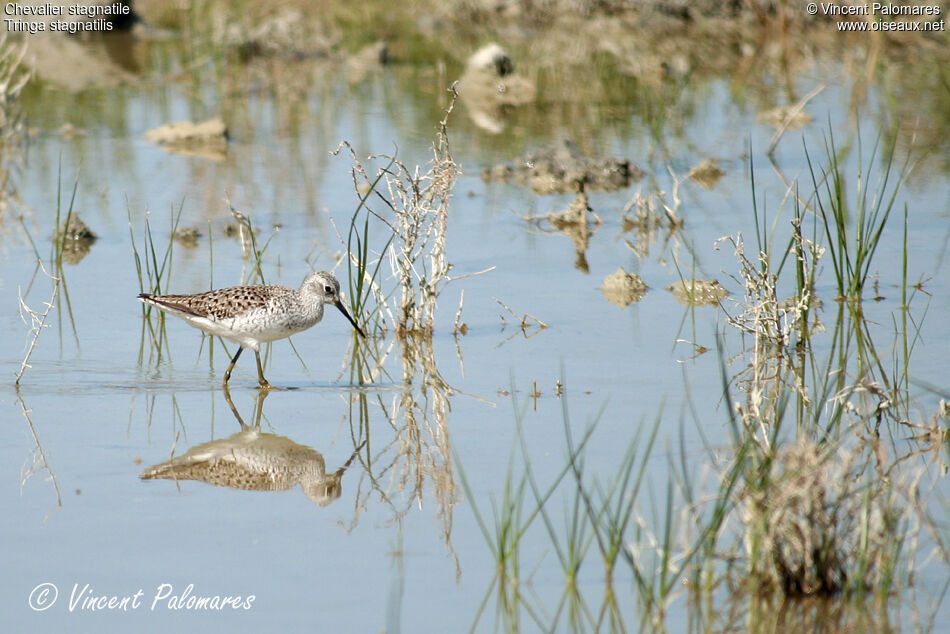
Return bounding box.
[15,387,62,523]
[459,388,682,631]
[341,340,460,578]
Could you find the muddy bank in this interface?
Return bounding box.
[131,0,949,168]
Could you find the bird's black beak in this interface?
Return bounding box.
[335,301,366,338]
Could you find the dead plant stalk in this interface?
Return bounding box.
[16,260,60,385]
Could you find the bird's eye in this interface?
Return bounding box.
[324,285,333,294]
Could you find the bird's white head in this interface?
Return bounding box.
[301,271,342,304]
[301,271,365,338]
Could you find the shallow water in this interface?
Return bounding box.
[2,24,950,632]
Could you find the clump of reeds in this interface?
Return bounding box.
[328,96,471,568]
[458,389,694,631]
[708,130,931,605]
[130,202,187,363]
[335,128,463,534]
[129,202,186,299]
[336,87,463,338]
[805,128,912,301]
[385,97,458,335]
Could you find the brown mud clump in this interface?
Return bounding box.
[666,278,728,306]
[524,192,602,272]
[173,226,202,248]
[601,267,648,307]
[483,139,642,194]
[144,118,228,161]
[689,158,725,190]
[54,212,98,264]
[758,105,813,130]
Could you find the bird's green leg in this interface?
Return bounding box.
[255,350,272,389]
[223,346,244,388]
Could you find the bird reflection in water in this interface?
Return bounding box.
[141,386,363,506]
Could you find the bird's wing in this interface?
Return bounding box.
[139,286,289,319]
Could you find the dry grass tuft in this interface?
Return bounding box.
[336,87,473,337]
[742,439,912,597]
[718,228,822,449]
